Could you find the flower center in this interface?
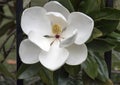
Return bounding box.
[55,35,60,38]
[52,24,62,34]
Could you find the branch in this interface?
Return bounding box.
[0,30,16,63]
[0,30,15,52]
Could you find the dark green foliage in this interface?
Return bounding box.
[16,0,120,85]
[0,0,120,85]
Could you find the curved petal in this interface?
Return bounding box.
[46,12,67,30]
[39,40,69,71]
[28,31,53,52]
[66,44,88,65]
[19,39,41,64]
[66,12,94,45]
[21,6,51,35]
[44,1,70,19]
[60,29,77,48]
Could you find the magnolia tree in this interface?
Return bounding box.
[17,0,120,85]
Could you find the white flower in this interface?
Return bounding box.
[19,1,94,71]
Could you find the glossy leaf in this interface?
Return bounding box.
[31,0,48,6]
[93,52,109,82]
[82,71,105,85]
[116,23,120,31]
[64,64,81,76]
[38,65,58,85]
[17,64,30,78]
[87,28,103,42]
[102,79,113,85]
[58,68,83,85]
[87,40,115,53]
[108,32,120,40]
[114,44,120,52]
[82,53,98,79]
[80,0,101,14]
[70,0,81,11]
[58,68,69,85]
[18,63,41,79]
[0,64,14,79]
[92,28,103,38]
[90,8,120,21]
[100,0,105,8]
[95,20,119,34]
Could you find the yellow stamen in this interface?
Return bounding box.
[52,24,62,34]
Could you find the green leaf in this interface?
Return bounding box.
[8,1,16,17]
[54,0,74,12]
[100,0,106,8]
[98,32,120,48]
[0,53,4,62]
[82,71,105,85]
[92,28,103,38]
[70,0,81,11]
[80,0,101,14]
[17,64,30,78]
[0,15,3,25]
[82,51,110,84]
[96,20,119,34]
[0,64,14,79]
[112,50,120,70]
[58,68,83,85]
[88,28,103,42]
[87,39,115,53]
[31,0,48,6]
[23,0,31,8]
[18,63,41,79]
[90,8,120,21]
[82,54,98,79]
[116,22,120,31]
[108,32,120,40]
[114,43,120,52]
[91,52,109,82]
[102,79,113,85]
[114,0,120,10]
[38,65,58,85]
[64,64,80,77]
[58,69,69,85]
[0,21,14,37]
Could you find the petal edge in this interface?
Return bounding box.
[44,1,70,19]
[66,44,88,65]
[39,41,69,71]
[19,39,41,64]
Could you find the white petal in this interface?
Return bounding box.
[66,44,88,65]
[46,12,67,29]
[44,1,70,19]
[28,31,53,52]
[39,40,69,71]
[19,39,41,64]
[66,12,94,45]
[21,6,51,35]
[60,29,77,48]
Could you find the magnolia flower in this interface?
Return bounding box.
[19,1,94,71]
